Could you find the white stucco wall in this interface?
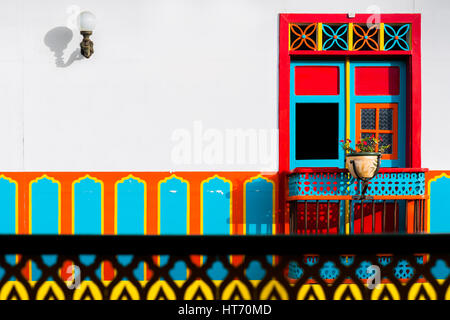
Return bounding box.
[0,0,448,171]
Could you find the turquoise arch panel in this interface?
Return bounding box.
[429,174,450,278]
[116,176,145,234]
[289,60,346,169]
[0,177,17,279]
[0,177,16,234]
[74,176,103,280]
[202,176,231,280]
[30,176,59,281]
[202,176,231,235]
[74,177,102,235]
[116,176,146,280]
[245,177,274,280]
[430,175,450,233]
[159,176,188,280]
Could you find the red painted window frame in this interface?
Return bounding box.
[278,13,421,173]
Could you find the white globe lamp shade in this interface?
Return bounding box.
[78,11,96,32]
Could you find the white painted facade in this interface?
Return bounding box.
[0,0,448,171]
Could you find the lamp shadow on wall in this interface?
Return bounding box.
[44,27,83,68]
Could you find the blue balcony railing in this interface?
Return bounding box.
[287,168,428,235]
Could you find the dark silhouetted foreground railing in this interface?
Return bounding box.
[0,234,449,300]
[288,198,427,234]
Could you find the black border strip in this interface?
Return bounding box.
[0,234,448,255]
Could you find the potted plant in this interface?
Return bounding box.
[340,135,390,180]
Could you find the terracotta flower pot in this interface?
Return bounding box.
[345,152,381,180]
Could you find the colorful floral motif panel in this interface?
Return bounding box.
[289,23,411,52]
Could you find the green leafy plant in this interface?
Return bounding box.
[340,135,390,154]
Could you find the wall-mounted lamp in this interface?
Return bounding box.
[78,11,96,58]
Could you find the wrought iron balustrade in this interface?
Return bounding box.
[287,168,428,234]
[288,168,426,197]
[0,234,449,300]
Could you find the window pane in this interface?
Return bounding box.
[361,132,373,140]
[379,108,393,130]
[295,103,339,160]
[361,109,376,130]
[379,133,393,154]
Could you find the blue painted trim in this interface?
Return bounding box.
[289,61,346,169]
[349,60,406,168]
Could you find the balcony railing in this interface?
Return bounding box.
[0,234,449,300]
[287,168,428,234]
